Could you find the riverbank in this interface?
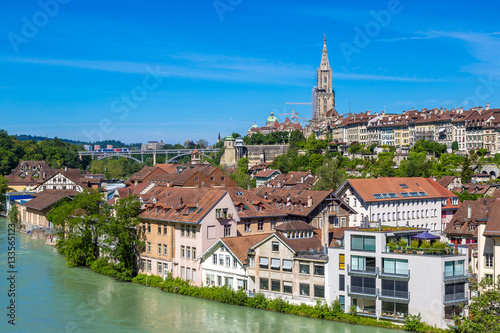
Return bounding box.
[0,217,402,333]
[131,273,449,333]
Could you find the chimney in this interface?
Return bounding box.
[307,196,313,208]
[467,204,472,219]
[64,166,67,171]
[247,183,251,191]
[460,107,463,113]
[486,103,490,110]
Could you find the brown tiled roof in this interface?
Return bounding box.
[444,198,497,238]
[226,187,286,219]
[483,199,500,236]
[220,234,271,263]
[129,166,167,181]
[342,177,456,203]
[254,188,333,217]
[274,231,323,253]
[274,220,315,231]
[5,160,56,186]
[254,169,280,178]
[139,187,227,223]
[22,191,76,211]
[436,176,456,188]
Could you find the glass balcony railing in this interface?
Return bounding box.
[380,289,410,300]
[444,292,468,303]
[348,285,378,296]
[347,264,378,276]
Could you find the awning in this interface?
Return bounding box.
[271,258,280,269]
[259,257,269,266]
[283,260,293,270]
[412,231,440,240]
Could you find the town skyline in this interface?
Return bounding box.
[1,0,499,143]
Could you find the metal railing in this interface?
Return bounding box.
[347,264,378,275]
[444,271,468,281]
[380,268,410,278]
[356,307,377,316]
[380,310,407,321]
[380,289,410,300]
[444,293,468,303]
[348,285,378,296]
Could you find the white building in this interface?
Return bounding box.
[199,234,269,291]
[334,177,459,232]
[326,228,469,329]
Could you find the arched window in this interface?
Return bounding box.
[324,98,327,112]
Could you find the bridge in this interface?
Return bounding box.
[78,148,221,165]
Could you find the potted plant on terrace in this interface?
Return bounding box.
[410,240,419,254]
[387,240,398,252]
[396,239,407,253]
[420,240,431,254]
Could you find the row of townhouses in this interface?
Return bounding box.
[132,175,475,329]
[7,159,497,329]
[308,103,500,154]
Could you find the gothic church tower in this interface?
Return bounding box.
[313,35,337,120]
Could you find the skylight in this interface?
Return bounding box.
[399,184,408,189]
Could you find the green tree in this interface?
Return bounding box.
[313,158,347,191]
[452,276,500,332]
[461,154,474,184]
[452,141,459,151]
[8,203,20,225]
[0,175,9,205]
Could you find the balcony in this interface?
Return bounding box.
[379,289,410,302]
[380,310,407,322]
[379,268,410,280]
[347,285,378,298]
[444,292,468,305]
[347,264,378,277]
[355,307,377,318]
[444,271,469,283]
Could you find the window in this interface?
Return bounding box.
[258,221,264,231]
[271,219,277,230]
[181,225,185,237]
[339,274,345,291]
[381,279,408,298]
[339,254,345,270]
[283,281,292,294]
[339,295,345,310]
[163,244,168,256]
[314,285,325,298]
[147,260,151,272]
[142,224,146,233]
[260,278,269,290]
[163,225,167,235]
[271,258,281,270]
[158,226,161,234]
[445,260,465,277]
[299,284,310,296]
[245,222,251,232]
[164,263,168,273]
[485,254,493,268]
[147,242,151,253]
[158,262,163,275]
[314,264,325,276]
[272,241,279,252]
[333,217,339,227]
[212,254,217,265]
[192,269,197,282]
[233,257,238,268]
[186,247,191,259]
[218,276,222,286]
[282,259,292,272]
[271,280,280,292]
[382,258,408,275]
[224,224,231,237]
[351,235,376,251]
[147,223,151,233]
[157,244,162,255]
[219,254,224,266]
[181,246,185,259]
[300,263,310,274]
[259,257,269,269]
[181,267,185,279]
[351,256,376,273]
[141,259,146,271]
[192,248,196,260]
[226,255,231,267]
[187,225,191,237]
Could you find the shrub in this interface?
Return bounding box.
[404,313,427,332]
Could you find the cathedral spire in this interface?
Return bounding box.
[320,34,330,70]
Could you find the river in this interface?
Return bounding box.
[0,217,402,332]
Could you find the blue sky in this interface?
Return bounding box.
[1,0,499,144]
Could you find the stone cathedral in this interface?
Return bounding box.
[312,35,337,121]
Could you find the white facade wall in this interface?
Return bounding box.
[201,244,248,290]
[326,230,469,329]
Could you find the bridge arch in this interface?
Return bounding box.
[97,154,144,164]
[166,153,215,164]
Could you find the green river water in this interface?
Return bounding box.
[0,217,402,332]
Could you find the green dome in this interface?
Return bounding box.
[251,123,258,128]
[267,112,278,123]
[224,135,235,141]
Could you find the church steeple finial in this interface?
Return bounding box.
[320,34,330,70]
